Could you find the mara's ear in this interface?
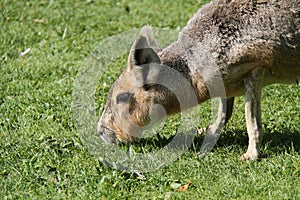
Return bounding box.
[127,26,161,71]
[139,25,162,53]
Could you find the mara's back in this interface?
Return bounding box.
[176,0,300,84]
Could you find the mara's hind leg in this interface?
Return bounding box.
[198,97,234,135]
[239,68,264,161]
[224,97,234,125]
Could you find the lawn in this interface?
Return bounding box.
[1,0,299,199]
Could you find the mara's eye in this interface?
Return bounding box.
[116,92,133,104]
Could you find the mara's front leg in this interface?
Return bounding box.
[197,97,234,154]
[240,68,265,161]
[198,97,234,135]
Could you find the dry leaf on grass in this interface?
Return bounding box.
[177,182,192,192]
[171,181,193,192]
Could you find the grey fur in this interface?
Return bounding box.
[98,0,300,161]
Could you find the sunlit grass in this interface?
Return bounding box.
[1,0,299,199]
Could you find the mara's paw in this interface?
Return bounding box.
[197,127,207,135]
[239,150,259,161]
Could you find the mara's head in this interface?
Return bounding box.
[97,27,181,144]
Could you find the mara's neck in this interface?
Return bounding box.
[158,44,210,104]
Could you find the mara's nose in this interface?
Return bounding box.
[97,123,106,140]
[98,129,104,136]
[98,128,116,144]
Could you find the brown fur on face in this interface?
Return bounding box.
[97,32,184,143]
[99,72,182,143]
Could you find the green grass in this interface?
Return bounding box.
[1,0,300,199]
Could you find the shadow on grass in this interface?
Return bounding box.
[193,129,300,157]
[98,129,299,175]
[132,128,300,156]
